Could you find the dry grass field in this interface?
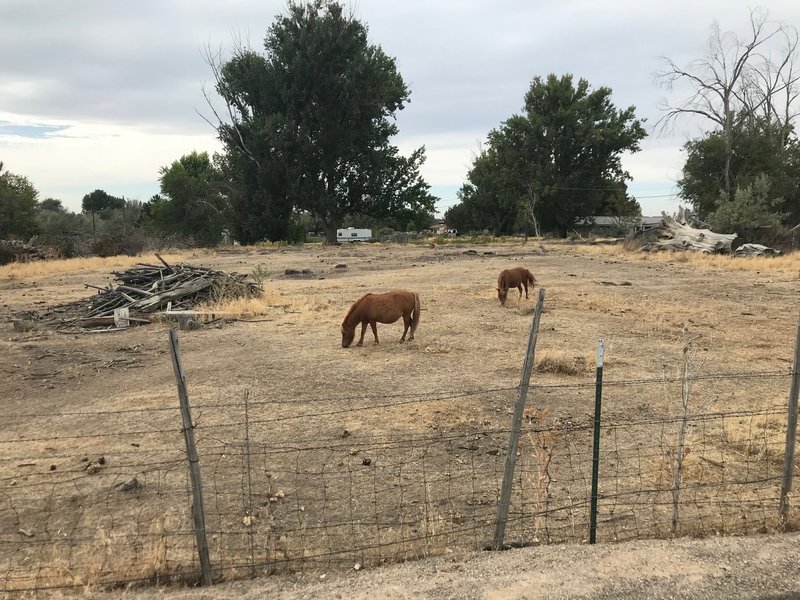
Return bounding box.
[1,239,799,591]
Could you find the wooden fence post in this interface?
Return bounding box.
[492,288,545,551]
[589,339,605,544]
[168,329,213,586]
[779,312,800,530]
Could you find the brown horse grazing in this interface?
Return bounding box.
[341,290,421,348]
[497,267,536,306]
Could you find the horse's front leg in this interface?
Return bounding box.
[370,321,379,344]
[357,321,368,346]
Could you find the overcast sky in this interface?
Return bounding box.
[2,1,799,217]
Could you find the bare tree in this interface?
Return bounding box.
[663,336,716,534]
[520,184,542,239]
[656,9,799,197]
[745,23,800,152]
[198,36,261,166]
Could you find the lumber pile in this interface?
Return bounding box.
[66,254,260,330]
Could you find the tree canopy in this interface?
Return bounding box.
[145,151,230,245]
[0,162,40,239]
[81,189,124,234]
[447,74,646,237]
[209,0,436,243]
[678,115,800,225]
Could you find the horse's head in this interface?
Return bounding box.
[341,323,355,348]
[497,287,508,306]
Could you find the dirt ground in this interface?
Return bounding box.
[77,530,800,600]
[2,239,799,594]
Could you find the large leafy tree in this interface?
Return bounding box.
[209,0,436,243]
[449,74,645,237]
[148,151,230,245]
[0,162,40,239]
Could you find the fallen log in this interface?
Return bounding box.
[734,243,782,257]
[640,212,738,254]
[80,315,151,328]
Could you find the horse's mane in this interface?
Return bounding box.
[342,293,371,324]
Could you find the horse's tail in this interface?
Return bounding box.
[410,292,421,337]
[527,269,536,287]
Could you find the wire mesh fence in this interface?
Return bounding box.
[0,366,796,593]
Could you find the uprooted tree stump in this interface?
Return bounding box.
[640,212,738,254]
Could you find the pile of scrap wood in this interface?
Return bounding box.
[67,254,260,330]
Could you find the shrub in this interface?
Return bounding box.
[91,232,147,257]
[0,245,15,265]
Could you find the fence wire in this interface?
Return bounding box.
[0,369,796,593]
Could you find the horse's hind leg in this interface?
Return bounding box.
[370,321,379,344]
[400,315,411,342]
[518,284,524,301]
[523,281,529,299]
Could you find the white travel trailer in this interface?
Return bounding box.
[337,228,372,242]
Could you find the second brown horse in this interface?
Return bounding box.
[341,290,421,348]
[497,267,536,306]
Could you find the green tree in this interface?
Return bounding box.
[36,200,91,257]
[0,162,40,239]
[39,198,65,212]
[678,117,800,223]
[149,151,230,245]
[81,189,123,234]
[208,0,436,243]
[444,201,479,233]
[449,74,646,237]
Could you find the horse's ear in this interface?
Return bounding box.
[496,287,500,292]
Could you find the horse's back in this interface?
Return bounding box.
[361,289,417,323]
[499,266,534,288]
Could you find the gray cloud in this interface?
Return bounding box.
[2,0,799,210]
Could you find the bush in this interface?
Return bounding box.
[708,176,786,235]
[0,245,15,265]
[91,232,147,257]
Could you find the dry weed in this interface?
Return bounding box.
[0,254,187,280]
[570,243,800,275]
[196,288,283,318]
[722,411,787,465]
[535,351,590,375]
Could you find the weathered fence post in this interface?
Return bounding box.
[168,329,213,586]
[589,339,605,544]
[492,288,545,551]
[779,312,800,530]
